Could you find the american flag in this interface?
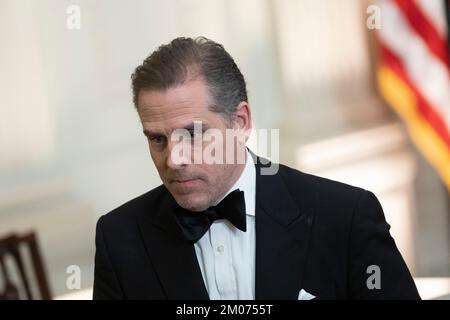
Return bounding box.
[377,0,450,190]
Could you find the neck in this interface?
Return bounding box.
[213,150,247,206]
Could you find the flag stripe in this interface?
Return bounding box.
[378,66,450,189]
[377,0,450,191]
[379,42,450,149]
[415,0,448,40]
[379,0,450,131]
[394,0,450,69]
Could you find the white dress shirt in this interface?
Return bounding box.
[194,150,256,300]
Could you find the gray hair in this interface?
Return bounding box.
[131,37,248,124]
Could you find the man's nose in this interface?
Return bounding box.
[166,139,190,169]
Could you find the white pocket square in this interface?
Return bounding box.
[298,289,316,300]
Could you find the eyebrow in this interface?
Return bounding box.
[143,129,160,138]
[143,122,210,137]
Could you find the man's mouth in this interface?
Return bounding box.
[170,178,200,187]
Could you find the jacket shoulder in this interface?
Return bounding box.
[277,163,369,216]
[278,163,366,198]
[98,184,167,228]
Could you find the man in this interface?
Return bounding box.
[93,37,420,300]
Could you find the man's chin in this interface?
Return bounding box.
[173,194,210,212]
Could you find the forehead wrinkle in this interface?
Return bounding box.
[141,106,211,137]
[138,80,219,135]
[141,99,190,115]
[141,106,208,126]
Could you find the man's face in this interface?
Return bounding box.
[137,79,250,211]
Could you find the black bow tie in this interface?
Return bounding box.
[174,189,247,243]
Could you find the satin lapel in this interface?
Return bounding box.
[136,190,209,300]
[253,157,315,299]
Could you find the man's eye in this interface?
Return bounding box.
[150,136,165,144]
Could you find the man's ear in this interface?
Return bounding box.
[232,101,252,131]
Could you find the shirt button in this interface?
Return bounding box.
[217,245,224,253]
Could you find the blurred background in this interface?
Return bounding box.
[0,0,449,299]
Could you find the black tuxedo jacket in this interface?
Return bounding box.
[93,156,420,300]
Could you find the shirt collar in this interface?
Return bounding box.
[222,149,256,217]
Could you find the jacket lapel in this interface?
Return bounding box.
[135,152,314,300]
[253,157,315,299]
[136,190,209,300]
